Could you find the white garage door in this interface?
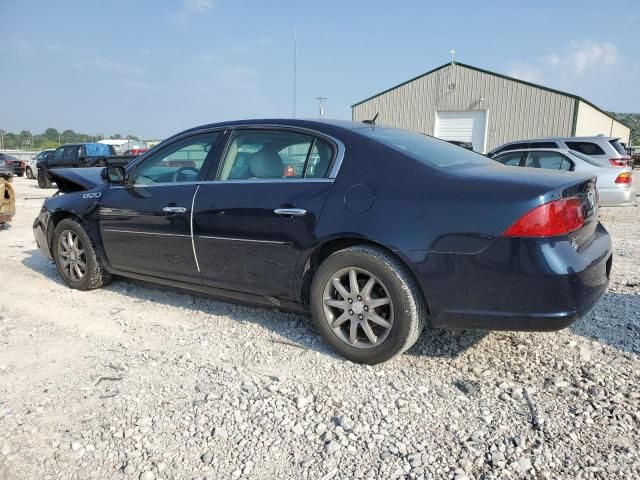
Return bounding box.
[434,110,487,153]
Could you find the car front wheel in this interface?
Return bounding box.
[25,167,34,179]
[53,218,111,290]
[310,245,426,364]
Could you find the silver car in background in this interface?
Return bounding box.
[488,136,632,168]
[493,148,635,207]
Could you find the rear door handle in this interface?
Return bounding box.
[274,208,307,217]
[163,206,187,213]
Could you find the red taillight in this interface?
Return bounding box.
[615,172,632,184]
[503,197,584,237]
[609,158,630,167]
[284,165,296,177]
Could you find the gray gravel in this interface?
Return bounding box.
[1,176,639,479]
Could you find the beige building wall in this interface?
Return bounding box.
[575,101,630,143]
[352,63,575,152]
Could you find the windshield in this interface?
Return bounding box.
[609,139,627,155]
[356,127,492,168]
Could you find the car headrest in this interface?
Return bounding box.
[249,149,283,178]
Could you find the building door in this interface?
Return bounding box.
[434,110,488,153]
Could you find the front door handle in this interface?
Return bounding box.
[163,206,187,213]
[274,208,307,217]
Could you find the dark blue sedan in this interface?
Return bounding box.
[33,119,612,364]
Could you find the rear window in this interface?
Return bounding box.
[357,127,492,168]
[84,144,113,157]
[565,141,605,155]
[569,150,604,166]
[609,139,627,155]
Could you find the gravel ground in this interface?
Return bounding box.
[1,175,639,480]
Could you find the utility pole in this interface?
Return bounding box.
[58,132,62,146]
[293,28,297,118]
[0,130,4,151]
[316,97,327,118]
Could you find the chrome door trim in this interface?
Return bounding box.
[102,229,191,238]
[191,185,201,273]
[197,235,289,245]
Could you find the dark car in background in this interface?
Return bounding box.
[33,119,612,364]
[27,149,54,179]
[37,143,133,188]
[0,155,14,181]
[0,154,26,177]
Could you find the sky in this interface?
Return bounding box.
[1,0,639,139]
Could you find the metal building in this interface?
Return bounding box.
[351,62,630,153]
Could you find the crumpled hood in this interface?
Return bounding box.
[48,167,105,191]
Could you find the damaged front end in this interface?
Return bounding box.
[33,167,109,260]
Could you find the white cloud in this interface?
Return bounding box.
[185,0,214,13]
[548,40,620,73]
[507,39,622,85]
[92,57,145,75]
[168,0,215,25]
[507,62,543,83]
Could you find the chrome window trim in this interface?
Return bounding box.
[123,123,345,184]
[111,178,334,189]
[102,229,191,238]
[197,235,290,245]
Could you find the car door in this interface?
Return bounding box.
[192,127,337,299]
[48,147,65,168]
[62,146,79,167]
[98,130,222,283]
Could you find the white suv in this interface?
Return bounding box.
[488,136,631,167]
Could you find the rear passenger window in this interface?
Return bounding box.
[217,130,333,180]
[565,142,605,155]
[525,152,570,170]
[495,152,523,166]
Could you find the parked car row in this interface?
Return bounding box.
[487,135,635,207]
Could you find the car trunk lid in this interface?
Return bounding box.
[48,167,104,192]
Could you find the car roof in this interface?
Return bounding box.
[497,136,618,145]
[494,148,574,154]
[181,118,393,136]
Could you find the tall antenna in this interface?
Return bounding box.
[293,28,297,118]
[316,97,327,118]
[450,48,456,65]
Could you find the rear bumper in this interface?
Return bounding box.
[599,187,636,207]
[408,222,612,331]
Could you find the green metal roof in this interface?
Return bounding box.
[351,62,629,129]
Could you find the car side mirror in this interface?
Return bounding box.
[102,166,126,184]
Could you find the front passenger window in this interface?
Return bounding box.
[131,132,219,185]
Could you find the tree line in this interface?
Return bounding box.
[0,128,141,151]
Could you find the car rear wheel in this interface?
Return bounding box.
[37,169,52,188]
[53,218,111,290]
[310,245,426,364]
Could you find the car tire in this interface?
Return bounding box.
[52,218,112,291]
[37,169,52,188]
[310,245,426,364]
[25,167,33,179]
[17,172,24,177]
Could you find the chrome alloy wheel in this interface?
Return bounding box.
[57,230,87,282]
[322,267,394,349]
